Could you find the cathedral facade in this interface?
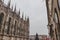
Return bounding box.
[46,0,60,40]
[0,0,29,40]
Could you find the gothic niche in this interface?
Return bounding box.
[53,8,58,23]
[7,17,11,34]
[49,24,54,37]
[0,13,4,30]
[55,28,58,40]
[14,21,17,35]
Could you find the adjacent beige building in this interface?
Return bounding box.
[0,0,29,40]
[46,0,60,40]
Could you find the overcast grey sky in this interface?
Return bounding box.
[4,0,48,35]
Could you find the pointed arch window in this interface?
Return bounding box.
[53,8,58,23]
[0,13,4,30]
[7,17,11,34]
[14,21,17,35]
[55,28,58,40]
[0,13,4,24]
[49,24,54,37]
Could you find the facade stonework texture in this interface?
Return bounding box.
[0,0,29,40]
[46,0,60,40]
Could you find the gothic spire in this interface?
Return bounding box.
[27,16,29,23]
[18,9,20,15]
[2,0,4,3]
[3,0,4,3]
[25,15,26,20]
[3,0,4,1]
[11,5,13,10]
[14,5,16,12]
[22,12,24,19]
[7,0,11,8]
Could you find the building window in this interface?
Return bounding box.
[14,21,17,35]
[17,27,20,35]
[4,25,8,34]
[53,8,58,23]
[0,13,4,24]
[55,28,58,40]
[49,24,54,37]
[0,13,4,30]
[7,17,11,34]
